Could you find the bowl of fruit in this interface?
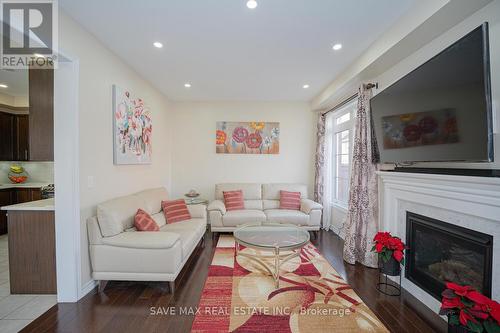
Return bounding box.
[8,165,28,184]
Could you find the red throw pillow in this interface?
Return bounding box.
[162,199,191,223]
[134,209,160,231]
[279,190,301,210]
[223,190,245,211]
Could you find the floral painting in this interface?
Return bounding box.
[113,85,152,164]
[382,109,459,149]
[216,121,279,154]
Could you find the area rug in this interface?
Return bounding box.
[191,235,388,332]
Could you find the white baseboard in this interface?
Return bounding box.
[79,280,97,300]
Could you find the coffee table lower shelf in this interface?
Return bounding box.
[235,241,301,288]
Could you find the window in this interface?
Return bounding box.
[327,100,356,208]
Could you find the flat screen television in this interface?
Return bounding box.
[370,23,493,164]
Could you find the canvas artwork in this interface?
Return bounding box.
[382,109,459,149]
[216,122,280,154]
[113,85,152,164]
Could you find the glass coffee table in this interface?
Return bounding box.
[234,223,310,288]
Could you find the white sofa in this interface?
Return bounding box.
[87,187,207,293]
[207,183,322,232]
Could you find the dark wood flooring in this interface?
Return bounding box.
[22,230,446,333]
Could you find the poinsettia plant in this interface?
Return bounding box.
[440,282,500,333]
[371,231,406,265]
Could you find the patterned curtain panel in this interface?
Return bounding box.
[342,85,379,268]
[313,113,332,230]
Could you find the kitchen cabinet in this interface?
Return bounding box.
[0,188,42,235]
[29,68,54,161]
[15,188,42,203]
[7,210,56,294]
[0,108,30,161]
[0,189,13,235]
[15,115,30,161]
[0,111,15,160]
[0,68,53,162]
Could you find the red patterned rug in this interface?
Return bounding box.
[191,235,388,332]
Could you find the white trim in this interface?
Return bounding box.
[329,100,356,207]
[54,57,81,302]
[80,280,98,298]
[378,171,500,316]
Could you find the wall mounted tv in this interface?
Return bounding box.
[371,23,493,164]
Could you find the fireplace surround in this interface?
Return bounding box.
[377,171,500,317]
[405,212,493,300]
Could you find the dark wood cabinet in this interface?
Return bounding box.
[8,210,56,294]
[0,188,42,235]
[0,189,13,235]
[0,111,15,160]
[14,188,42,204]
[0,109,30,161]
[0,68,53,162]
[15,115,30,161]
[29,68,54,161]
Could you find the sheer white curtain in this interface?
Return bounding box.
[313,112,333,230]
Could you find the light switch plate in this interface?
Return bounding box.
[87,176,95,188]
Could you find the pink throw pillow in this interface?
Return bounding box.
[134,209,160,231]
[279,190,301,210]
[162,199,191,223]
[223,190,245,211]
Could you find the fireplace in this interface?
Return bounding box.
[405,212,493,300]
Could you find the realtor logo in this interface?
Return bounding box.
[1,0,58,69]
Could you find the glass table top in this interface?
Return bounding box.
[234,224,310,250]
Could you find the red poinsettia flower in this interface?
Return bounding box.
[468,307,489,320]
[441,283,500,330]
[372,231,406,263]
[467,290,491,305]
[441,296,464,310]
[393,250,404,262]
[373,232,391,243]
[489,300,500,325]
[446,282,473,296]
[459,309,477,326]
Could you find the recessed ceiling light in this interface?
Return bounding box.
[303,84,310,89]
[332,43,342,51]
[246,0,258,9]
[153,42,163,48]
[0,84,7,88]
[184,83,192,88]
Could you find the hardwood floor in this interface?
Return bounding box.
[22,230,446,333]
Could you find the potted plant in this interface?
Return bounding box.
[439,282,500,333]
[371,232,405,276]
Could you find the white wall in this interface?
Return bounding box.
[59,12,174,290]
[373,0,500,169]
[170,102,315,200]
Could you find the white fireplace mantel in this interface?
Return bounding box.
[377,171,500,316]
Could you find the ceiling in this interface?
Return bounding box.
[0,69,28,97]
[59,0,415,102]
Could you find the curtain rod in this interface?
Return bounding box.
[322,82,378,115]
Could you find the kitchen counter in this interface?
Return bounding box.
[0,182,51,190]
[1,198,54,211]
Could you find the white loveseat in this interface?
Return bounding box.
[87,187,207,293]
[207,183,322,232]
